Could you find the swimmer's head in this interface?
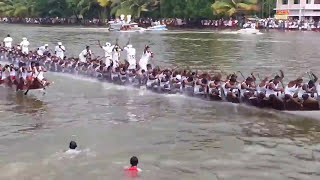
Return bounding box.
[69,141,77,150]
[130,156,138,167]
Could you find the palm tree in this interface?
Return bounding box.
[211,0,259,17]
[97,0,112,22]
[111,0,157,18]
[0,0,38,17]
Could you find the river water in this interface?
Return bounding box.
[0,24,320,180]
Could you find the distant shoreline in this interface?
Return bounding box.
[1,22,320,32]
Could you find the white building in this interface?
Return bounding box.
[275,0,320,20]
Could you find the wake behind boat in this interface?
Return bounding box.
[236,28,261,34]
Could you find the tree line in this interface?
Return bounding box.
[0,0,276,20]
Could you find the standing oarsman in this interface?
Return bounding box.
[20,37,30,55]
[124,44,136,71]
[139,45,153,72]
[55,42,66,59]
[98,40,114,67]
[3,34,13,50]
[79,46,92,63]
[112,44,122,69]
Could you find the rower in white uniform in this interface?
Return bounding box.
[139,45,153,72]
[20,37,30,55]
[33,62,48,85]
[124,44,136,71]
[55,42,66,59]
[98,40,114,67]
[37,44,49,56]
[3,34,13,49]
[112,44,122,68]
[266,75,283,98]
[79,46,92,63]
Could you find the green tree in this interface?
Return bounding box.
[0,0,38,17]
[36,0,72,17]
[160,0,214,19]
[211,0,259,17]
[97,0,112,21]
[111,0,157,18]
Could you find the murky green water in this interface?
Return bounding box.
[0,24,320,180]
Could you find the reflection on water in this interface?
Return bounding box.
[0,24,320,179]
[0,87,46,115]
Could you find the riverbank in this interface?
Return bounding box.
[2,17,320,31]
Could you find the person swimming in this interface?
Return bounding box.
[125,156,141,177]
[65,141,81,155]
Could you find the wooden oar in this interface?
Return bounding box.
[24,72,40,95]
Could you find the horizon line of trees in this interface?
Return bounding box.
[0,0,276,21]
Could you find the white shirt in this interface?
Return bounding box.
[37,46,46,56]
[65,149,81,155]
[4,37,13,48]
[139,51,152,71]
[55,45,65,59]
[124,47,136,64]
[20,40,30,52]
[79,49,91,62]
[102,45,114,58]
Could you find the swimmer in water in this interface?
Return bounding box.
[65,141,81,155]
[125,156,141,177]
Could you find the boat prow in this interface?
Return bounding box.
[146,25,168,31]
[236,28,262,35]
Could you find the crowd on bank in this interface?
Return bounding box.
[1,16,320,31]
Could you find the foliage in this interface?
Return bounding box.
[0,0,38,17]
[161,0,214,19]
[0,0,268,19]
[211,0,259,17]
[111,0,158,18]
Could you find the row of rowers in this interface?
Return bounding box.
[3,35,154,72]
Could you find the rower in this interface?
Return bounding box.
[124,44,136,71]
[171,71,182,92]
[79,46,92,63]
[3,34,13,50]
[119,66,128,84]
[183,75,195,96]
[301,72,318,98]
[16,64,28,91]
[139,45,153,72]
[302,94,320,110]
[98,40,114,67]
[1,65,10,83]
[266,75,283,98]
[55,42,66,60]
[33,62,48,86]
[146,70,159,89]
[9,64,16,82]
[20,37,30,55]
[194,74,208,96]
[208,73,222,99]
[240,77,256,100]
[37,44,49,56]
[159,70,171,92]
[224,74,240,102]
